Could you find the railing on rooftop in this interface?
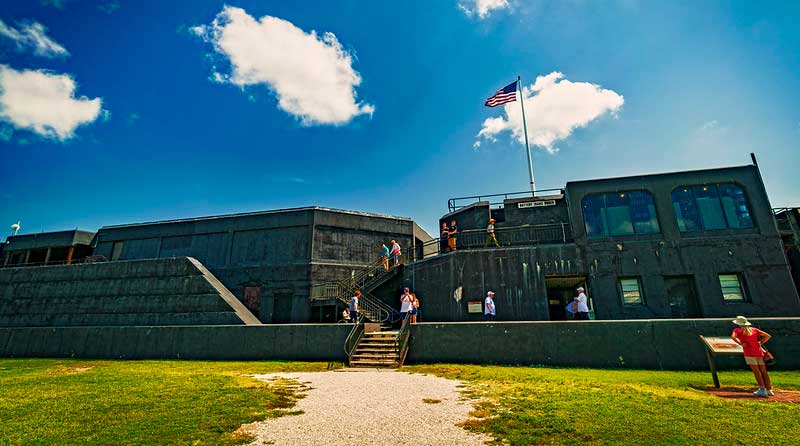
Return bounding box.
[0,255,106,269]
[447,188,565,213]
[415,222,573,260]
[773,207,800,246]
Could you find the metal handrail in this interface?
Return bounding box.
[414,223,574,260]
[448,188,565,212]
[311,280,396,323]
[395,312,412,367]
[0,255,106,269]
[344,314,365,362]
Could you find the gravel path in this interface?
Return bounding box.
[245,369,488,446]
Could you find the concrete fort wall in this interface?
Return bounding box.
[0,324,350,361]
[406,318,800,370]
[2,318,799,370]
[0,257,258,327]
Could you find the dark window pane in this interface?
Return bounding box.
[628,191,660,234]
[582,195,607,238]
[718,184,754,229]
[605,193,635,236]
[693,185,726,230]
[672,188,702,232]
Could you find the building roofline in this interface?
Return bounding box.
[566,164,754,186]
[7,229,95,241]
[99,206,412,230]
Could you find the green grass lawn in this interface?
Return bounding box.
[406,364,800,446]
[3,359,799,446]
[0,359,336,446]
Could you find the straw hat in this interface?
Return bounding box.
[732,315,752,326]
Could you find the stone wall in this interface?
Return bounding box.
[2,318,798,370]
[406,318,800,370]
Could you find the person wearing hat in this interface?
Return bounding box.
[573,287,590,320]
[484,218,500,248]
[484,291,496,321]
[731,315,774,397]
[399,287,414,322]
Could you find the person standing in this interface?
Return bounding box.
[484,218,500,248]
[731,315,774,397]
[381,243,391,271]
[400,287,414,322]
[410,293,420,324]
[440,223,450,253]
[448,220,458,251]
[349,290,361,323]
[574,287,590,320]
[390,240,402,267]
[484,291,496,321]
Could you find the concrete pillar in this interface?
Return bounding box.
[66,246,75,265]
[23,250,30,266]
[2,251,9,267]
[44,248,52,265]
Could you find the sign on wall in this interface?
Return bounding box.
[243,286,261,317]
[518,200,556,209]
[467,301,483,313]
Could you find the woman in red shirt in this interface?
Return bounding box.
[731,315,773,397]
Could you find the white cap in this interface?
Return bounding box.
[577,286,585,291]
[487,291,495,296]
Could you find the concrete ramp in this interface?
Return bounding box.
[0,257,260,327]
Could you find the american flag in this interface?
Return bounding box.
[484,80,518,107]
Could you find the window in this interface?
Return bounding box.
[719,273,748,302]
[582,191,660,238]
[111,242,124,261]
[672,184,753,232]
[619,277,644,305]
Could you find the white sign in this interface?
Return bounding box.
[518,200,556,209]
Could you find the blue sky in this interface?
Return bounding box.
[1,0,798,236]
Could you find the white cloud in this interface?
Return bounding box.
[476,72,624,154]
[0,19,69,58]
[193,6,374,126]
[458,0,510,19]
[0,65,102,140]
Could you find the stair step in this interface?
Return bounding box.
[350,360,398,368]
[351,354,400,360]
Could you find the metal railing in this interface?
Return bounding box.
[395,312,412,367]
[0,255,106,269]
[344,314,365,362]
[415,223,573,260]
[448,188,565,213]
[310,280,398,324]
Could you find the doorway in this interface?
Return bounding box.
[664,276,701,318]
[545,276,588,320]
[272,292,294,323]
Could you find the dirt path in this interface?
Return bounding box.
[244,368,488,446]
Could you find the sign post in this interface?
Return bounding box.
[699,336,743,388]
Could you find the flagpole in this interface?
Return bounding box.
[517,76,535,195]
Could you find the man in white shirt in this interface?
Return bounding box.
[574,286,590,320]
[400,287,414,321]
[484,291,496,321]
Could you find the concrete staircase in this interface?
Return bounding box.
[349,329,403,368]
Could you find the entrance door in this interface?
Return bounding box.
[545,276,588,320]
[664,276,701,318]
[272,292,294,323]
